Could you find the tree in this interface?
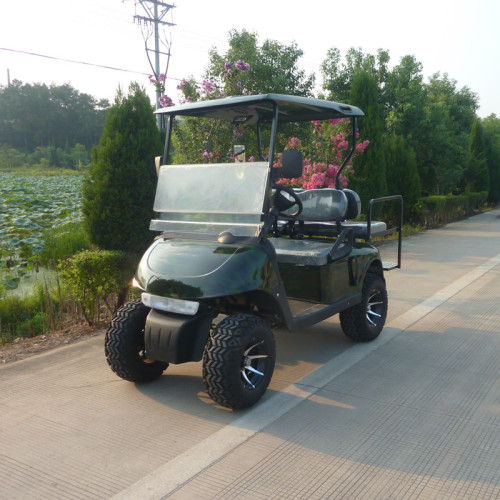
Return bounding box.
[384,133,421,221]
[82,84,162,253]
[385,56,426,141]
[482,114,500,202]
[418,74,478,195]
[321,47,390,105]
[206,29,315,98]
[349,70,387,209]
[0,80,108,155]
[172,29,316,164]
[464,118,489,193]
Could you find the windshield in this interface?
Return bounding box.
[150,162,269,237]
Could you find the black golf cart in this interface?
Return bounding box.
[105,94,402,409]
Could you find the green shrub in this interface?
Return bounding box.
[0,282,57,342]
[417,191,488,227]
[40,221,91,266]
[59,249,137,326]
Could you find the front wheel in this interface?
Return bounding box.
[105,299,168,383]
[203,314,276,410]
[340,272,388,342]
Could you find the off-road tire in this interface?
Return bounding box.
[105,299,168,383]
[203,314,276,410]
[340,272,388,342]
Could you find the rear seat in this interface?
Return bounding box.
[271,189,349,266]
[280,188,387,239]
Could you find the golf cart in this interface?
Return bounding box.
[105,94,402,409]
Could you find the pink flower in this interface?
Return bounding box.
[202,80,215,94]
[326,165,338,177]
[158,93,174,107]
[355,140,370,153]
[235,60,250,71]
[288,137,301,149]
[310,173,326,188]
[328,118,343,126]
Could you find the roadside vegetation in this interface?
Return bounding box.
[1,29,499,349]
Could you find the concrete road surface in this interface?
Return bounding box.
[1,208,499,499]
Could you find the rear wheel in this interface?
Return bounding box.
[340,272,388,342]
[203,314,276,410]
[105,299,168,382]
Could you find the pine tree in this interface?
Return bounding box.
[483,114,500,203]
[82,84,162,253]
[349,70,387,211]
[464,118,489,193]
[384,133,421,222]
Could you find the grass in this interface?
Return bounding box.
[0,280,63,344]
[1,221,91,344]
[39,221,91,266]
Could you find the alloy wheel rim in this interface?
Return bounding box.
[241,340,268,389]
[366,289,384,327]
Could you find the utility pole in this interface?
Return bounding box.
[132,0,175,128]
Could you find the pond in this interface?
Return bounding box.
[0,172,84,294]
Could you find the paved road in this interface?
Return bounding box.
[1,209,499,499]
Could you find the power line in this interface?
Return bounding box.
[0,47,184,82]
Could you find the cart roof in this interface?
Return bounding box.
[154,93,364,124]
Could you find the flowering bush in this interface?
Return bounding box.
[276,119,369,190]
[148,73,174,108]
[151,58,252,109]
[149,57,370,177]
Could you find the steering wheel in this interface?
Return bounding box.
[272,184,303,218]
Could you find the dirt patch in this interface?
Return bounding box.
[1,323,104,365]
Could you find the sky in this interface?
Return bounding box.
[0,0,499,117]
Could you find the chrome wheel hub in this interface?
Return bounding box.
[241,341,268,389]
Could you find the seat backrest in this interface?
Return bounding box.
[285,189,348,221]
[342,189,361,220]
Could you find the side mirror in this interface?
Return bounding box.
[279,150,303,178]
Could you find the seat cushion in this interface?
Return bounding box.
[291,221,387,239]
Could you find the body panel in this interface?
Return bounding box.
[136,238,280,300]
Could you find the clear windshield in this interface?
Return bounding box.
[150,162,269,237]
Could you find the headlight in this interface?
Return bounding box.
[141,292,200,315]
[132,277,143,289]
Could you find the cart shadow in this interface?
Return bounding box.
[133,319,353,419]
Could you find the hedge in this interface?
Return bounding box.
[416,192,488,228]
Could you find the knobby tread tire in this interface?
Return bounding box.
[203,314,275,410]
[105,299,168,383]
[339,272,388,342]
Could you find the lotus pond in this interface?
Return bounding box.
[0,172,84,291]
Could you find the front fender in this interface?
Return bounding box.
[136,238,280,300]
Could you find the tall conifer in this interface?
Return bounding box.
[82,84,162,253]
[349,70,387,210]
